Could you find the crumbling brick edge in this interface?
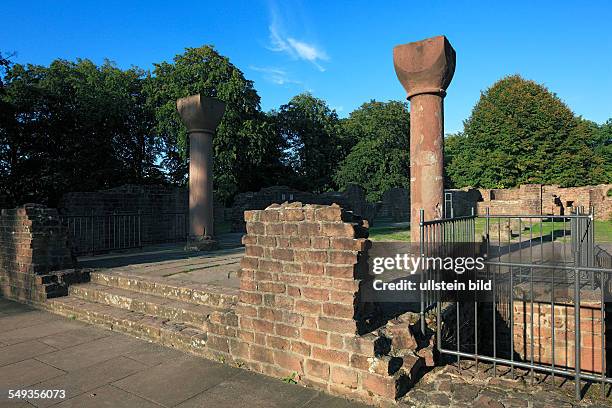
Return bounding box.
[0,204,89,304]
[222,202,432,406]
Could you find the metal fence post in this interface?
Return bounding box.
[138,210,142,249]
[575,264,582,400]
[91,209,95,255]
[574,209,582,400]
[419,208,426,335]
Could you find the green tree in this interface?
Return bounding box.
[592,119,612,181]
[334,100,409,201]
[274,93,349,192]
[0,52,12,88]
[443,132,464,188]
[145,45,285,203]
[0,59,160,206]
[446,75,609,188]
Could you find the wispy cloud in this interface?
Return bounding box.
[249,66,302,86]
[267,5,329,72]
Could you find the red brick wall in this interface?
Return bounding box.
[510,300,605,374]
[231,202,424,405]
[0,204,81,303]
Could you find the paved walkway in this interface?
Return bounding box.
[0,298,368,408]
[77,245,243,289]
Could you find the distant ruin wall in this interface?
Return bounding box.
[477,184,612,220]
[60,184,188,216]
[59,184,226,245]
[378,188,410,221]
[231,184,378,232]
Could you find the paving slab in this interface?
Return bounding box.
[0,310,61,332]
[28,356,148,408]
[0,359,65,391]
[37,327,110,350]
[51,385,161,408]
[0,400,36,408]
[0,320,84,346]
[79,246,243,289]
[112,355,239,407]
[122,342,187,367]
[174,370,318,408]
[0,340,57,367]
[0,298,36,313]
[303,393,372,408]
[35,334,143,372]
[0,299,367,408]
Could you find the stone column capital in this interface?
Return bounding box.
[393,35,456,99]
[176,94,226,134]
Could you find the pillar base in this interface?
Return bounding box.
[184,237,219,252]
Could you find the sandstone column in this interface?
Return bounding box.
[393,36,456,242]
[176,94,225,250]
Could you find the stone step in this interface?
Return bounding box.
[68,283,222,330]
[44,296,216,358]
[89,271,238,308]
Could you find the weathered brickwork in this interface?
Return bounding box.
[492,293,607,375]
[0,204,85,303]
[235,202,426,405]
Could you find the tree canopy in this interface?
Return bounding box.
[1,48,610,208]
[0,58,160,206]
[446,75,610,188]
[273,93,350,192]
[145,45,285,203]
[334,100,409,201]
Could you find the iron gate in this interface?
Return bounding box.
[420,207,612,400]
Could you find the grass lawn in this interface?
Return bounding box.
[368,224,411,241]
[369,219,612,243]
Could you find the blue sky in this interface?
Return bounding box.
[2,0,611,134]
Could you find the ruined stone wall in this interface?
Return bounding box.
[0,204,84,303]
[60,184,226,246]
[231,202,426,405]
[60,184,186,215]
[377,188,481,220]
[509,300,606,374]
[446,188,481,217]
[477,184,612,220]
[230,184,377,232]
[543,184,611,219]
[378,188,410,221]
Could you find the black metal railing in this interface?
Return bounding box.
[420,207,612,401]
[61,211,189,255]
